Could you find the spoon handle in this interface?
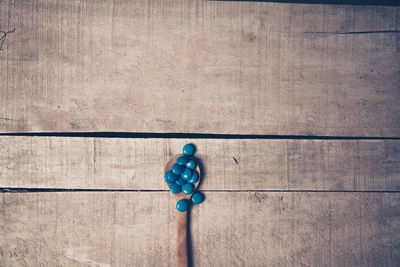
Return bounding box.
[177,210,188,267]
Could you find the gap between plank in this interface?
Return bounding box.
[1,188,399,193]
[1,132,400,140]
[302,30,400,35]
[208,0,400,6]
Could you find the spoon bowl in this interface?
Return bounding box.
[164,154,201,201]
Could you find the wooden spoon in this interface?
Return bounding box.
[164,154,201,267]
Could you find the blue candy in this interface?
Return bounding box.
[182,183,194,195]
[188,171,199,184]
[176,199,189,212]
[183,144,196,156]
[181,168,193,180]
[171,163,185,175]
[186,159,197,170]
[164,171,179,184]
[169,183,181,194]
[176,178,187,186]
[176,155,189,165]
[191,192,204,204]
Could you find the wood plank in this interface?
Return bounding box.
[1,192,399,266]
[1,136,400,191]
[0,1,399,136]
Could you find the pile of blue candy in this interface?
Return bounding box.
[164,144,205,212]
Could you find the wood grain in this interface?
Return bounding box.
[1,192,399,266]
[1,136,399,191]
[0,0,399,136]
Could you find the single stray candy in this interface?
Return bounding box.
[176,155,189,165]
[164,171,179,184]
[188,171,199,184]
[181,168,193,180]
[171,163,185,175]
[175,178,187,186]
[191,192,204,204]
[182,183,194,195]
[186,159,197,170]
[176,199,189,212]
[169,183,181,194]
[183,144,196,156]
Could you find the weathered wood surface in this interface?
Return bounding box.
[1,192,399,266]
[1,0,399,266]
[0,0,399,136]
[1,137,399,191]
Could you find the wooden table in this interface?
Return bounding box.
[1,1,399,266]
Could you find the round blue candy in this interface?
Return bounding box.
[182,183,194,195]
[188,171,199,184]
[176,155,189,165]
[181,168,193,180]
[186,159,197,170]
[171,163,185,175]
[175,178,187,186]
[191,192,204,205]
[183,144,196,156]
[169,183,181,194]
[164,171,179,184]
[176,199,189,212]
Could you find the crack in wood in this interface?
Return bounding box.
[0,28,15,51]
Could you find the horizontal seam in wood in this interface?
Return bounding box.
[302,30,400,34]
[1,188,400,193]
[1,132,400,140]
[207,0,400,7]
